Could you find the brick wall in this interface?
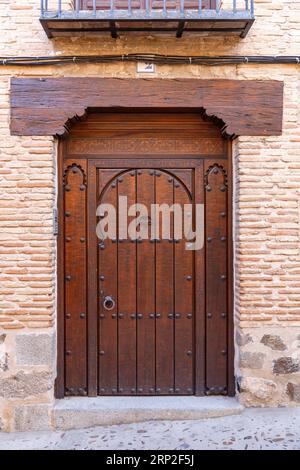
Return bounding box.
[0,0,300,430]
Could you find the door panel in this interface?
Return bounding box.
[155,172,174,394]
[136,170,156,394]
[205,160,228,395]
[98,170,119,395]
[95,167,196,395]
[174,175,194,394]
[117,171,137,394]
[63,160,88,396]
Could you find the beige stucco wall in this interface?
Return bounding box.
[0,0,300,431]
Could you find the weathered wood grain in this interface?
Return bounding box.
[10,78,283,137]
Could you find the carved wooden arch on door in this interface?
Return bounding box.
[58,110,233,398]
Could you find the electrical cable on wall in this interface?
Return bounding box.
[0,54,299,66]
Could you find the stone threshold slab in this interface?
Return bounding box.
[53,396,243,430]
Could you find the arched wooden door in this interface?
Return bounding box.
[97,168,194,396]
[57,112,234,398]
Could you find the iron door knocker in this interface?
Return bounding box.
[103,295,116,311]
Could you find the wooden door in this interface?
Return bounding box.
[57,111,233,398]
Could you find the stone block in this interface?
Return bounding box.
[53,397,244,430]
[14,404,52,432]
[240,352,265,369]
[241,376,277,404]
[0,371,53,399]
[236,331,253,347]
[273,357,300,375]
[16,333,55,366]
[261,334,287,351]
[287,383,300,403]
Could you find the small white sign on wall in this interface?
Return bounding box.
[137,62,156,73]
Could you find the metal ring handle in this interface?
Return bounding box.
[103,296,115,311]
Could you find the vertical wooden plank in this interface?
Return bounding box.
[64,159,87,396]
[174,171,194,395]
[117,170,137,394]
[155,171,174,394]
[205,159,228,395]
[194,161,206,395]
[55,140,65,398]
[87,160,98,396]
[136,169,156,395]
[98,169,118,395]
[226,141,235,396]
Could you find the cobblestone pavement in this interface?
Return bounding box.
[0,408,299,450]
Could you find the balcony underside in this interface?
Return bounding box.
[40,11,254,38]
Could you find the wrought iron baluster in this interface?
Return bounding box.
[110,0,114,15]
[180,0,184,15]
[250,0,254,15]
[145,0,149,16]
[75,0,80,16]
[198,0,202,15]
[233,0,237,13]
[40,0,44,15]
[58,0,62,17]
[93,0,96,16]
[216,0,221,13]
[163,0,167,15]
[245,0,249,12]
[128,0,132,14]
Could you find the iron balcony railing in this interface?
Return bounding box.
[40,1,254,20]
[40,1,255,38]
